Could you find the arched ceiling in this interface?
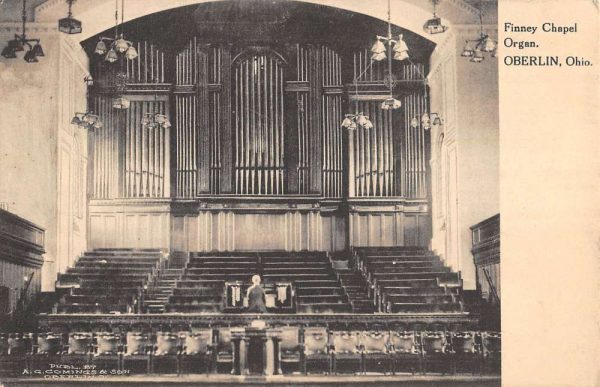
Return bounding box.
[16,0,497,42]
[79,1,436,62]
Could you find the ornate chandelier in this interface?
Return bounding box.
[94,0,138,63]
[1,0,44,63]
[342,0,407,131]
[461,0,497,62]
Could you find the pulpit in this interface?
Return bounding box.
[230,322,282,376]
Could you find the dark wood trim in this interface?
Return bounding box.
[39,312,476,329]
[0,209,45,268]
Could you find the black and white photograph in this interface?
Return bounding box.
[0,0,597,386]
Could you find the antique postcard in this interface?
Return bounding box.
[0,0,597,386]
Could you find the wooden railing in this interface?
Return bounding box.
[470,214,500,302]
[0,208,44,316]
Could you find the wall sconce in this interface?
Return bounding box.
[71,112,102,130]
[84,75,94,87]
[410,113,442,131]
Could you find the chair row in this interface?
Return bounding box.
[0,329,500,376]
[301,328,500,375]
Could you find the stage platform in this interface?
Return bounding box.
[1,374,501,386]
[38,312,477,330]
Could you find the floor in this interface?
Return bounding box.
[1,374,501,387]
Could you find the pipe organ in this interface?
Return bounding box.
[87,38,431,251]
[234,50,285,195]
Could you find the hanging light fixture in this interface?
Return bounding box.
[71,76,102,130]
[112,97,130,109]
[141,93,171,130]
[94,0,137,63]
[71,112,103,130]
[370,33,410,63]
[141,113,171,130]
[111,71,130,109]
[1,0,44,63]
[344,0,406,130]
[423,0,448,34]
[461,0,497,62]
[58,0,82,34]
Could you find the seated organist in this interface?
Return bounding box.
[246,275,267,313]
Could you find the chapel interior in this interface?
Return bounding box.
[0,0,499,383]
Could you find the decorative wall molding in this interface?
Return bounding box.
[0,22,57,34]
[451,24,498,36]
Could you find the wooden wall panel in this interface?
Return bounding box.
[168,211,343,252]
[349,209,429,248]
[88,205,170,249]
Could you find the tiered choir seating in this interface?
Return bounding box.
[261,252,351,313]
[54,249,164,314]
[167,251,351,313]
[168,252,259,313]
[354,247,464,314]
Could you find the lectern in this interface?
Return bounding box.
[231,323,282,376]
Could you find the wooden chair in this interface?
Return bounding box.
[179,329,213,375]
[61,332,93,367]
[421,331,452,375]
[360,330,391,374]
[0,333,33,377]
[481,331,501,374]
[389,330,421,374]
[30,332,63,372]
[151,331,180,374]
[331,331,362,374]
[121,331,153,374]
[92,332,122,371]
[302,327,331,374]
[214,327,234,374]
[278,326,303,374]
[450,331,481,374]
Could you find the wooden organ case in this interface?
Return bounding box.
[87,37,431,252]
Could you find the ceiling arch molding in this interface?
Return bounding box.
[28,0,493,44]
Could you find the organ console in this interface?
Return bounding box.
[225,282,294,313]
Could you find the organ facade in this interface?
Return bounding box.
[85,2,434,252]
